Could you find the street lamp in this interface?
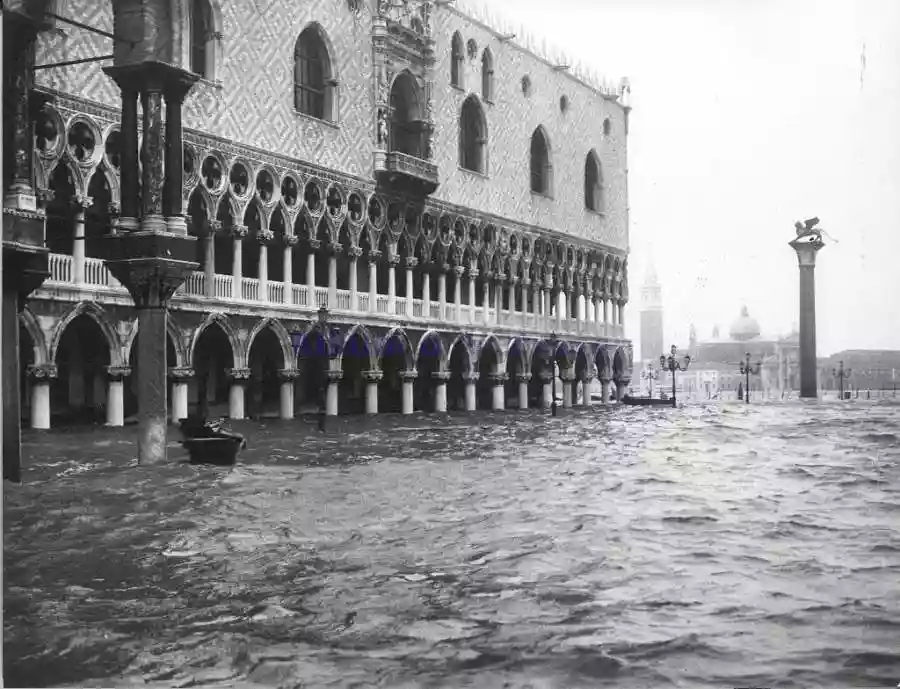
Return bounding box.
[549,331,559,417]
[739,352,762,404]
[660,344,691,408]
[833,360,851,401]
[317,306,330,431]
[640,364,660,398]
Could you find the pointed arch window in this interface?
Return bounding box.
[459,95,487,174]
[584,150,604,212]
[294,25,336,122]
[481,48,494,101]
[190,0,216,78]
[451,32,464,88]
[530,127,552,195]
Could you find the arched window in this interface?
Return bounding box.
[190,0,215,78]
[390,72,424,158]
[481,48,494,101]
[530,127,552,195]
[584,150,604,212]
[294,25,336,121]
[451,32,464,88]
[459,95,487,173]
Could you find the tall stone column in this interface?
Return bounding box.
[561,369,574,408]
[349,246,361,311]
[367,249,380,313]
[600,378,612,405]
[118,86,140,230]
[464,372,478,411]
[520,279,529,317]
[227,368,250,419]
[257,230,272,302]
[517,373,531,410]
[555,288,564,331]
[139,83,166,233]
[438,266,447,320]
[468,268,478,319]
[593,292,602,334]
[68,195,91,286]
[422,269,431,318]
[278,369,297,419]
[400,369,417,414]
[363,370,382,414]
[169,367,193,422]
[579,374,594,406]
[105,365,131,427]
[618,299,626,328]
[405,257,417,315]
[615,380,628,402]
[539,372,553,409]
[494,274,505,323]
[454,265,465,322]
[4,21,39,211]
[204,220,220,298]
[507,276,518,315]
[482,276,491,326]
[282,234,298,304]
[790,234,825,398]
[27,364,56,430]
[307,239,320,308]
[387,255,398,314]
[163,86,188,234]
[432,371,449,412]
[490,373,507,411]
[326,369,342,416]
[603,297,610,333]
[231,224,247,299]
[328,242,341,308]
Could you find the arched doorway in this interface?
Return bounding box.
[126,332,178,420]
[476,338,501,409]
[379,331,410,413]
[52,315,112,424]
[192,323,234,418]
[247,327,285,419]
[340,330,370,415]
[415,332,442,412]
[296,330,327,413]
[505,339,526,407]
[447,338,469,411]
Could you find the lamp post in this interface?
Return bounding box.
[739,352,762,404]
[660,344,691,408]
[550,331,558,417]
[317,305,330,431]
[833,360,851,401]
[640,364,660,398]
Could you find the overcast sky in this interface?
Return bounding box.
[488,0,900,357]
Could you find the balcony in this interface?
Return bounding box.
[38,253,626,340]
[373,150,439,196]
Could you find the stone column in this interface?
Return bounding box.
[579,374,595,406]
[454,266,465,322]
[368,249,380,313]
[27,364,57,430]
[282,234,298,304]
[231,224,247,298]
[140,85,167,232]
[257,230,272,302]
[555,289,564,331]
[3,23,39,210]
[227,368,250,419]
[600,379,612,405]
[789,235,825,398]
[539,372,553,409]
[118,86,140,230]
[278,369,298,419]
[169,367,193,422]
[422,269,431,318]
[349,246,361,311]
[468,268,478,320]
[561,369,574,408]
[482,276,491,326]
[432,371,449,412]
[521,280,529,318]
[616,380,628,402]
[326,369,342,416]
[517,373,531,410]
[363,370,383,414]
[438,266,447,320]
[204,220,220,298]
[72,195,91,286]
[618,299,626,328]
[104,366,130,427]
[464,372,478,411]
[307,239,320,308]
[538,286,547,330]
[400,369,417,414]
[405,257,417,315]
[489,373,507,411]
[387,254,398,315]
[494,274,505,323]
[507,276,517,315]
[328,242,341,308]
[593,292,601,334]
[603,297,610,332]
[163,87,188,234]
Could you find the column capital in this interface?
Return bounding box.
[282,233,299,248]
[308,238,322,250]
[362,370,384,383]
[405,257,419,269]
[538,371,553,384]
[106,365,133,381]
[256,229,274,244]
[463,372,480,383]
[454,265,466,278]
[168,366,195,381]
[494,272,507,283]
[71,194,93,211]
[516,373,533,384]
[488,373,509,385]
[230,224,248,240]
[26,364,58,382]
[508,275,520,286]
[387,254,400,266]
[400,369,418,382]
[326,370,344,384]
[348,246,363,259]
[208,219,223,234]
[560,369,576,382]
[328,242,343,256]
[469,268,480,279]
[226,367,252,382]
[431,371,451,382]
[368,249,382,263]
[277,369,300,382]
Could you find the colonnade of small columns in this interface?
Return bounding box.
[21,359,625,428]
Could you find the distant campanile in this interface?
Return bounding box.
[640,259,664,362]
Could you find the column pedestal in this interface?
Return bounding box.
[227,368,250,420]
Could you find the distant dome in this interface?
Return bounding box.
[729,305,761,341]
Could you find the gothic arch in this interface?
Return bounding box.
[19,307,48,365]
[415,329,446,369]
[446,333,473,375]
[506,337,527,370]
[189,312,243,368]
[529,125,553,195]
[584,149,604,212]
[477,335,505,371]
[49,300,121,366]
[293,21,339,122]
[459,94,487,174]
[246,317,294,369]
[595,345,612,380]
[340,324,377,369]
[379,327,415,370]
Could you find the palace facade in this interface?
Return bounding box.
[5,0,633,432]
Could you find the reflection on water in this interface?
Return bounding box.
[4,401,900,688]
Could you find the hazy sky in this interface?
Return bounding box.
[488,0,900,357]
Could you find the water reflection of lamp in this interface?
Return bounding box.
[660,344,690,408]
[739,352,762,404]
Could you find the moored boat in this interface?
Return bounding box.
[179,417,247,466]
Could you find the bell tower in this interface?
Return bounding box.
[640,258,664,363]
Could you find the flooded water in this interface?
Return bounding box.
[4,401,900,689]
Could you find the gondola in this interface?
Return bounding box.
[621,395,676,408]
[179,417,246,466]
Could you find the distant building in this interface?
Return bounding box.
[818,351,900,395]
[640,260,664,363]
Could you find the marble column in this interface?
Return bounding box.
[363,370,383,414]
[555,289,563,331]
[326,368,342,416]
[464,372,478,411]
[257,230,272,302]
[603,297,610,332]
[140,86,167,232]
[517,373,531,410]
[432,371,449,413]
[328,243,341,309]
[438,266,447,320]
[468,268,478,322]
[118,86,140,230]
[618,300,626,328]
[578,375,594,406]
[494,274,505,324]
[72,195,91,286]
[540,372,553,409]
[349,247,361,311]
[454,266,465,322]
[282,234,298,305]
[507,277,517,315]
[169,367,193,422]
[405,257,417,315]
[422,270,431,319]
[387,255,398,315]
[601,379,612,405]
[616,380,627,402]
[521,280,529,319]
[278,369,298,419]
[204,220,221,298]
[163,88,187,234]
[539,287,547,330]
[368,250,380,314]
[227,368,251,419]
[400,369,417,414]
[482,277,491,326]
[561,370,574,408]
[27,364,57,430]
[231,224,247,299]
[490,374,506,411]
[307,239,320,308]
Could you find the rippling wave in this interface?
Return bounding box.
[5,400,900,688]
